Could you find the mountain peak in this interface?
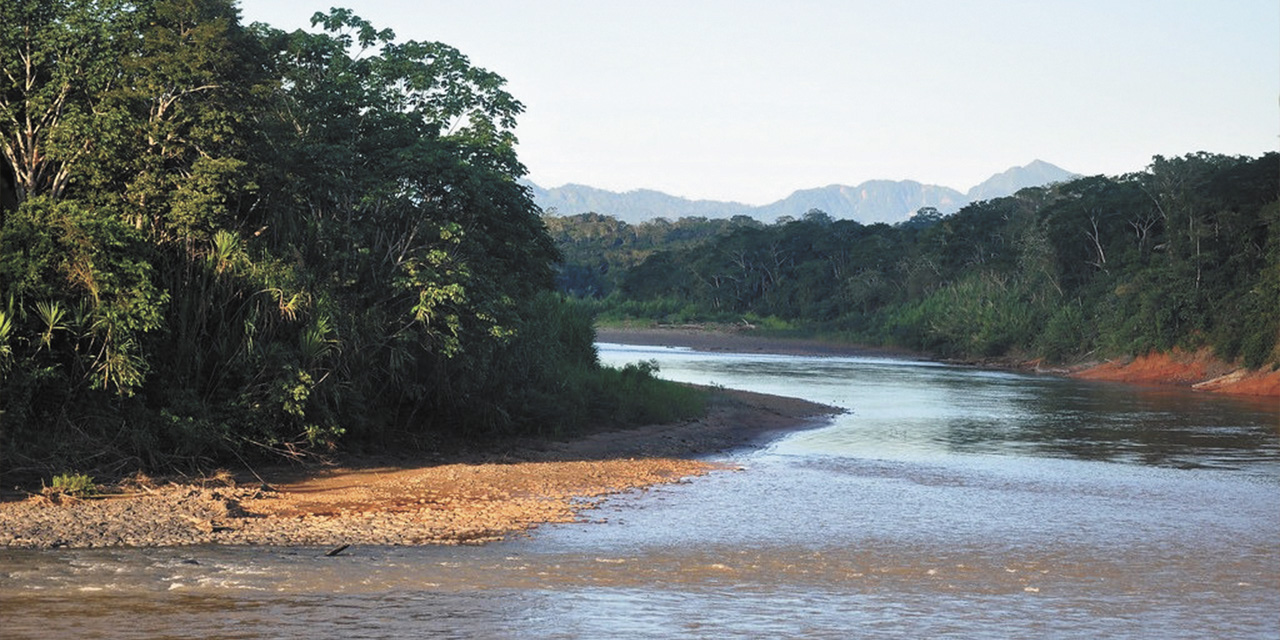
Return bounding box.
[966,160,1077,202]
[531,161,1077,224]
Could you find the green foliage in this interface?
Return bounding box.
[590,295,707,325]
[47,472,97,498]
[0,305,13,383]
[1036,301,1091,363]
[543,213,761,297]
[440,292,705,437]
[34,301,66,351]
[593,360,707,426]
[884,272,1044,357]
[1,3,689,475]
[561,154,1280,368]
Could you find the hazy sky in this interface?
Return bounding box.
[239,0,1278,205]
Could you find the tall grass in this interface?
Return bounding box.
[488,293,706,439]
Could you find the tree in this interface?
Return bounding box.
[572,153,1279,366]
[0,0,125,207]
[0,3,626,474]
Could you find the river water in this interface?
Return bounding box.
[2,344,1277,638]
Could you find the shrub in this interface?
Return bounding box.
[46,472,97,498]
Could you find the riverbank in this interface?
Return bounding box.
[1071,348,1280,397]
[0,388,836,549]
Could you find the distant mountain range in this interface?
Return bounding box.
[528,160,1078,225]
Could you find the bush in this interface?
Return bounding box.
[46,472,97,498]
[1037,302,1091,362]
[592,360,706,426]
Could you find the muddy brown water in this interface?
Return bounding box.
[2,344,1277,639]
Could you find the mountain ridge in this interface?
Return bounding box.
[530,160,1078,225]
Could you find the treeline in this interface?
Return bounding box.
[543,212,764,297]
[557,153,1280,367]
[0,1,701,475]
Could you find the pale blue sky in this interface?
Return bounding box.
[239,0,1279,205]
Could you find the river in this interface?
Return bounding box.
[2,343,1277,638]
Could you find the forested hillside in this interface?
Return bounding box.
[556,153,1280,367]
[0,1,700,474]
[543,213,763,297]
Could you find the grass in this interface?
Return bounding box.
[593,360,706,426]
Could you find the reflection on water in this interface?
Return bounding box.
[2,344,1277,639]
[597,343,1280,476]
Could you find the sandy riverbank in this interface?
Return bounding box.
[10,329,1270,550]
[0,388,836,549]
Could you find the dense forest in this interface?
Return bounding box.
[543,213,765,297]
[0,1,702,476]
[554,153,1280,367]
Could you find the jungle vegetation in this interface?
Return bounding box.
[554,153,1280,368]
[0,1,703,476]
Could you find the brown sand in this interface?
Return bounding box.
[0,388,836,549]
